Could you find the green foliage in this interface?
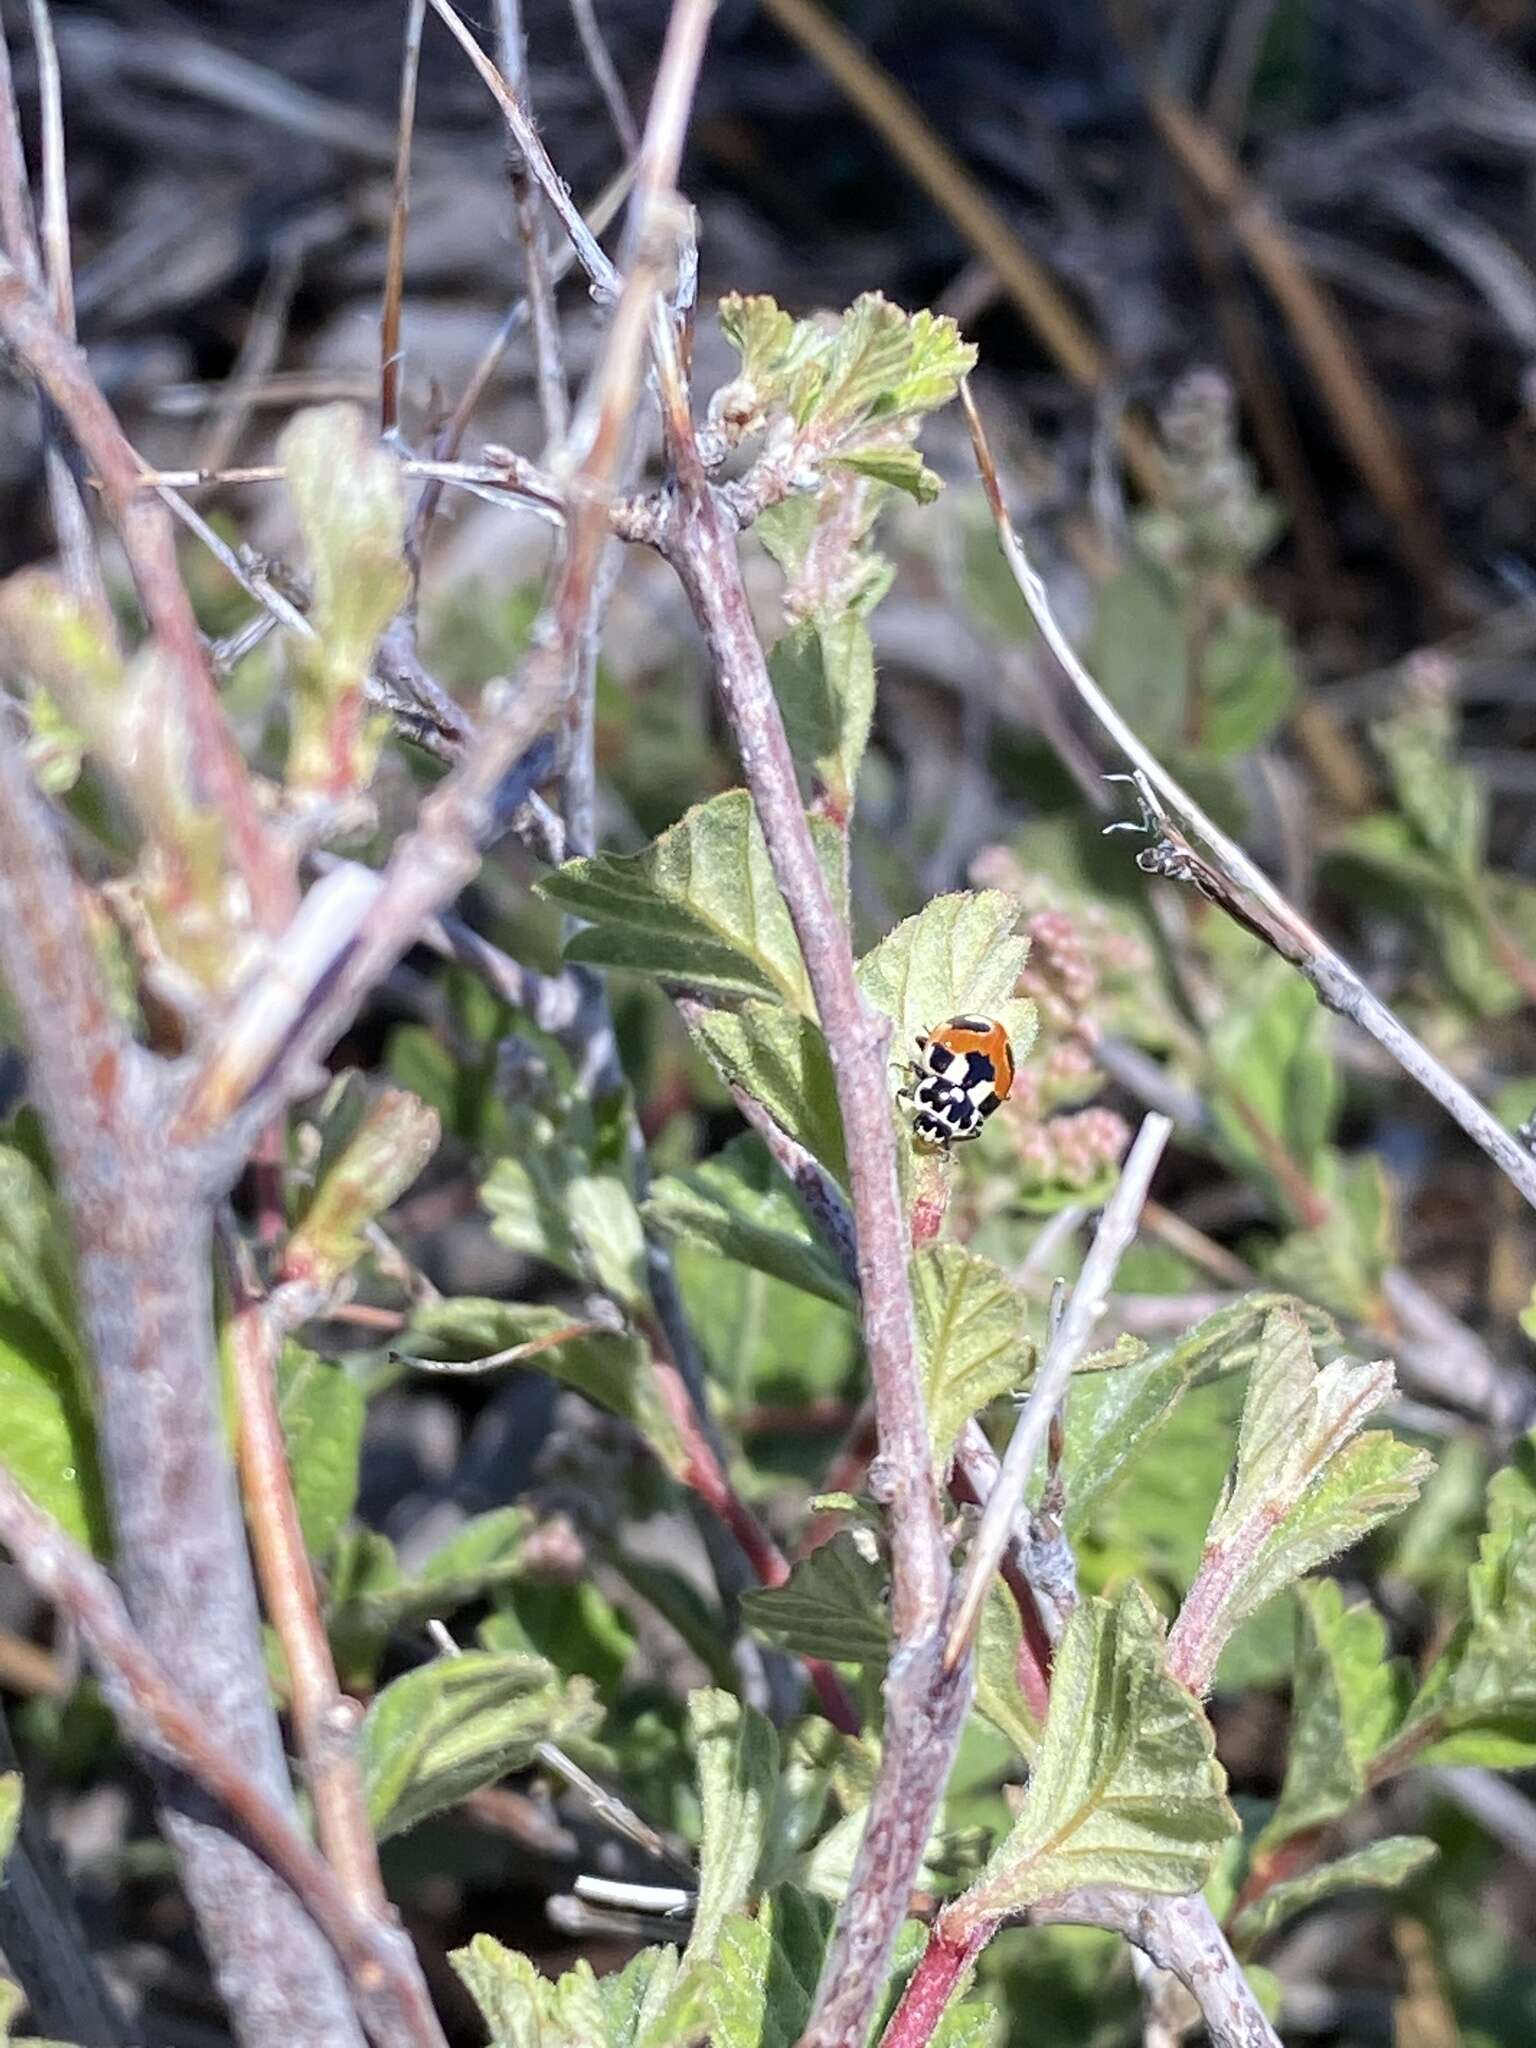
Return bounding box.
[715,291,974,504]
[856,891,1035,1087]
[1169,1308,1431,1686]
[1062,1292,1330,1529]
[362,1648,600,1839]
[452,1935,662,2048]
[0,1772,18,1864]
[276,1343,363,1562]
[769,615,876,822]
[645,1138,856,1312]
[1233,1836,1437,1947]
[0,1137,104,1550]
[1393,1437,1536,1768]
[283,1080,439,1295]
[911,1244,1034,1478]
[401,1297,687,1479]
[689,1888,833,2048]
[279,402,409,794]
[1267,1153,1395,1323]
[688,1689,779,1960]
[1261,1579,1411,1848]
[541,791,840,1010]
[948,1584,1235,1929]
[327,1511,535,1689]
[973,1583,1043,1758]
[1208,966,1336,1216]
[685,1006,846,1186]
[741,1532,891,1666]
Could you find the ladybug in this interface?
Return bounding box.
[903,1015,1016,1149]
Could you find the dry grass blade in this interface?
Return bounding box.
[381,0,427,438]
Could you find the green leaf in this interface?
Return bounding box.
[362,1650,600,1838]
[284,1086,439,1295]
[605,1946,685,2048]
[953,1584,1235,1923]
[0,1773,19,1865]
[276,1344,363,1562]
[280,403,409,793]
[1267,1152,1395,1323]
[741,1533,891,1666]
[1261,1580,1410,1848]
[687,1689,779,1962]
[0,1305,106,1553]
[831,444,942,504]
[857,891,1037,1083]
[1394,1439,1536,1768]
[693,1889,832,2048]
[0,1142,82,1366]
[1169,1308,1431,1687]
[541,791,838,1013]
[685,1005,846,1186]
[769,615,876,818]
[452,1933,653,2048]
[1233,1836,1436,1947]
[1209,967,1338,1212]
[644,1138,856,1311]
[1198,602,1297,760]
[912,1244,1034,1479]
[326,1513,536,1686]
[1063,1293,1331,1528]
[974,1582,1043,1759]
[402,1298,687,1478]
[1087,559,1188,755]
[1372,691,1482,879]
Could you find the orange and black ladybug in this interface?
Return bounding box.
[903,1015,1016,1149]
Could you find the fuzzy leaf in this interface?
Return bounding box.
[1267,1153,1395,1323]
[276,1344,363,1562]
[280,403,408,794]
[769,615,876,817]
[741,1532,891,1666]
[541,791,838,1013]
[0,1774,19,1865]
[0,1305,106,1553]
[974,1582,1043,1759]
[856,891,1036,1091]
[0,1141,80,1366]
[1233,1836,1436,1947]
[645,1138,855,1311]
[284,1087,439,1294]
[1209,968,1337,1213]
[912,1244,1034,1479]
[452,1935,641,2048]
[686,1005,847,1186]
[1372,692,1481,879]
[363,1650,599,1839]
[1261,1580,1410,1848]
[1394,1440,1536,1767]
[953,1584,1235,1924]
[831,443,942,504]
[1199,602,1297,760]
[687,1689,780,1962]
[402,1297,687,1478]
[1063,1293,1333,1528]
[1087,560,1187,753]
[1169,1309,1430,1688]
[694,1889,832,2048]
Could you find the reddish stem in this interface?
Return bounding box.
[651,1352,861,1736]
[880,1919,992,2048]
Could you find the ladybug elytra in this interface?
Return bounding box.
[902,1014,1015,1149]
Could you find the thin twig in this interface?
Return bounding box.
[0,1463,446,2048]
[493,0,570,449]
[224,1230,390,1922]
[961,381,1536,1215]
[945,1114,1172,1669]
[422,0,620,299]
[380,0,426,438]
[568,0,640,155]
